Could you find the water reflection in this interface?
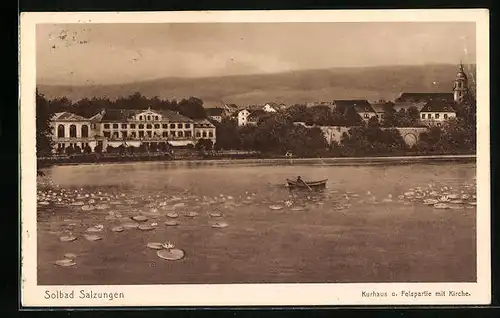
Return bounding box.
[37,161,477,285]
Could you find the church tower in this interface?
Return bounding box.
[453,63,469,103]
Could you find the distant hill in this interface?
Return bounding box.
[37,64,476,108]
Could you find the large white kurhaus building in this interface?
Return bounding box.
[50,108,216,154]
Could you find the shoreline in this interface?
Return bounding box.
[37,154,476,168]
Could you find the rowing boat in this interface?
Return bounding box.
[286,179,328,190]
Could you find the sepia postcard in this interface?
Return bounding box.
[20,9,490,307]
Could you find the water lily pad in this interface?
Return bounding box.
[131,215,148,222]
[448,204,465,210]
[60,235,77,242]
[138,224,155,231]
[122,222,138,229]
[468,201,477,206]
[64,253,77,259]
[165,220,179,226]
[434,203,450,209]
[86,226,103,233]
[211,221,229,228]
[166,212,179,218]
[147,242,164,250]
[185,212,198,217]
[81,205,95,211]
[269,205,283,210]
[291,206,306,211]
[209,212,222,218]
[111,226,124,232]
[173,203,186,209]
[55,259,76,267]
[423,199,439,205]
[450,200,464,204]
[157,249,185,261]
[39,201,50,205]
[71,201,85,206]
[84,234,102,241]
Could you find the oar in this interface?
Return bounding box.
[300,179,313,191]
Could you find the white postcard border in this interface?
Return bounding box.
[20,9,490,307]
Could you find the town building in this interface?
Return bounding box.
[247,110,268,125]
[205,108,225,123]
[333,100,377,122]
[419,99,457,127]
[262,102,280,113]
[236,109,251,126]
[193,119,217,144]
[50,107,217,153]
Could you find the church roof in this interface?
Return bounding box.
[420,100,456,113]
[395,93,454,103]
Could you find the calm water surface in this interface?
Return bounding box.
[37,160,477,285]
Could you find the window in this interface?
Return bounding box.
[185,123,191,128]
[139,124,144,129]
[364,114,369,118]
[130,124,136,129]
[139,116,143,120]
[146,131,152,137]
[57,125,65,138]
[201,131,206,138]
[131,132,136,138]
[69,125,77,138]
[122,131,127,138]
[177,124,182,129]
[146,124,152,129]
[381,114,384,118]
[103,131,111,137]
[178,131,184,137]
[444,114,448,119]
[208,131,213,138]
[113,132,119,139]
[147,116,151,121]
[162,132,168,137]
[121,124,127,129]
[104,124,110,129]
[170,124,175,129]
[155,116,159,120]
[170,131,176,137]
[427,114,432,119]
[154,124,160,129]
[81,125,89,138]
[162,124,168,129]
[421,114,425,119]
[185,131,192,137]
[435,114,440,119]
[376,114,379,118]
[113,124,119,129]
[91,124,96,129]
[139,131,144,138]
[196,131,201,138]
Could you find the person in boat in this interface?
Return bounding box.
[296,176,303,184]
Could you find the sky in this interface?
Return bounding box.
[36,22,476,85]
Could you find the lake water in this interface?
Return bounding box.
[37,160,477,285]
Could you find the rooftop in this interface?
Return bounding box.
[52,112,89,122]
[395,92,454,103]
[420,100,457,113]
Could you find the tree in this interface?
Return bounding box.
[94,143,103,154]
[214,118,240,150]
[36,90,54,156]
[83,144,92,154]
[196,138,213,151]
[178,97,206,119]
[381,103,397,127]
[65,145,75,155]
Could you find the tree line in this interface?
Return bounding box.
[36,90,476,157]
